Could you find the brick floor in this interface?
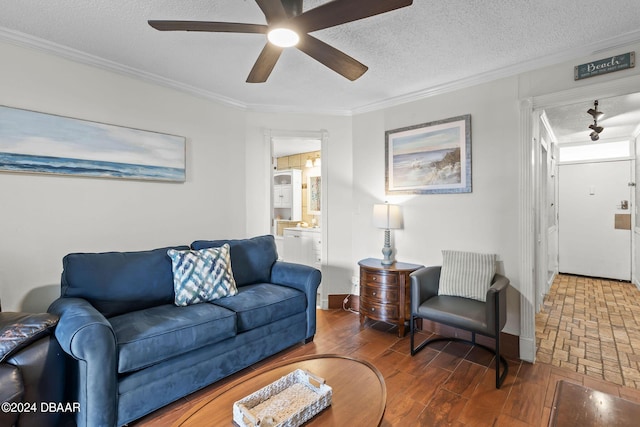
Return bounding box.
[536,274,640,389]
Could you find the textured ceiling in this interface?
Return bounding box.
[1,0,640,124]
[544,94,640,144]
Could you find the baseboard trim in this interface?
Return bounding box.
[328,294,360,311]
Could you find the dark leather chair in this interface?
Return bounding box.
[409,266,509,388]
[0,312,67,427]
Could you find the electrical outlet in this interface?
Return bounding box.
[351,283,360,295]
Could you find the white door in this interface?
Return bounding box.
[559,160,632,280]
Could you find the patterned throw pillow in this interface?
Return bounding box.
[168,244,238,306]
[438,250,496,302]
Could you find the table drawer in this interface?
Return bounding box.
[360,298,399,320]
[361,270,398,286]
[361,282,398,303]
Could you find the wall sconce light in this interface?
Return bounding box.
[372,202,403,266]
[305,157,313,167]
[313,155,321,167]
[587,100,604,141]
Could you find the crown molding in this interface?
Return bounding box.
[2,26,640,117]
[0,27,248,110]
[352,29,640,115]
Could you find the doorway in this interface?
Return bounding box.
[267,129,328,307]
[558,160,633,280]
[528,92,640,367]
[518,78,640,363]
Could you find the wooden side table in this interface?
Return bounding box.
[358,258,424,337]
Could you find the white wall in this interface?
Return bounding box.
[352,77,522,334]
[0,41,247,312]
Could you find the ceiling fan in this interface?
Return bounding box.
[148,0,413,83]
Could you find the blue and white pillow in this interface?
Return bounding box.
[438,250,496,302]
[168,244,238,306]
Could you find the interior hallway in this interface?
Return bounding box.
[536,274,640,389]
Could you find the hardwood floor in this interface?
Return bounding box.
[134,309,640,426]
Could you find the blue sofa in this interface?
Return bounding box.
[48,235,321,427]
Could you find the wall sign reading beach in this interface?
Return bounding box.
[0,105,186,182]
[385,114,471,194]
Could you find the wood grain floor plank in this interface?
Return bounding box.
[132,308,640,426]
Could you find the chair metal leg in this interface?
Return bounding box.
[410,315,416,355]
[410,315,433,356]
[494,291,508,388]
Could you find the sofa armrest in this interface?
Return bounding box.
[270,261,322,340]
[410,266,442,314]
[48,298,118,427]
[485,274,509,336]
[0,312,58,363]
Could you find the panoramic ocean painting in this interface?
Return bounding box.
[386,115,471,194]
[0,105,185,182]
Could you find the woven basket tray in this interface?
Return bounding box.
[232,369,332,427]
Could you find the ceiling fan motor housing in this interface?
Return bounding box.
[282,0,303,18]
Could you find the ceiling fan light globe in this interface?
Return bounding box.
[267,28,299,47]
[590,131,600,141]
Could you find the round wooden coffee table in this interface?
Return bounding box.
[174,354,387,426]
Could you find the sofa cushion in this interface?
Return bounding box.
[211,283,306,332]
[110,303,236,374]
[168,245,238,306]
[191,235,278,286]
[438,250,496,302]
[61,245,189,318]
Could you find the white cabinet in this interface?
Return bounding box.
[273,169,301,221]
[273,185,292,207]
[283,228,321,270]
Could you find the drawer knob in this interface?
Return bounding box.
[371,308,375,312]
[372,292,377,296]
[372,277,377,281]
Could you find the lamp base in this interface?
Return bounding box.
[381,232,394,265]
[380,257,394,266]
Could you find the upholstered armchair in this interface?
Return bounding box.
[409,251,509,388]
[0,312,67,427]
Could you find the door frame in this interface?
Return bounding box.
[265,128,329,308]
[518,74,640,362]
[534,114,559,313]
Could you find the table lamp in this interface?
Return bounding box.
[373,203,403,265]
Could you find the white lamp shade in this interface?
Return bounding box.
[373,204,403,229]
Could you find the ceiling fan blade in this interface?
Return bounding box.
[255,0,288,24]
[296,34,368,81]
[291,0,413,33]
[148,20,267,34]
[247,43,284,83]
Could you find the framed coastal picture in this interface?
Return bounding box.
[385,114,471,194]
[0,105,186,182]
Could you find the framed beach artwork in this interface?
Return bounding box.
[385,114,471,194]
[0,105,186,182]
